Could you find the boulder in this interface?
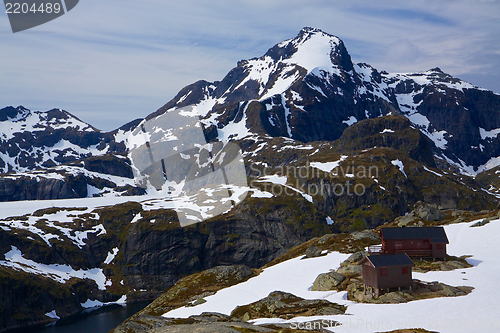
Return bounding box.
[305,246,323,258]
[337,264,362,277]
[311,272,346,291]
[230,291,346,320]
[350,230,381,242]
[340,251,367,266]
[397,214,416,227]
[375,292,409,304]
[470,219,490,227]
[413,201,444,221]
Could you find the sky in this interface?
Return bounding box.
[1,0,499,131]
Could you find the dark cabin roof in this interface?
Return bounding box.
[361,253,415,268]
[381,227,449,244]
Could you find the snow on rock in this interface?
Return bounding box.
[391,159,408,179]
[477,156,500,173]
[130,212,142,224]
[80,294,127,309]
[0,246,107,290]
[250,189,274,198]
[342,116,358,126]
[45,310,60,320]
[280,28,341,74]
[310,155,348,173]
[217,103,253,141]
[423,166,443,177]
[480,127,500,140]
[380,129,395,134]
[256,175,313,203]
[104,247,119,265]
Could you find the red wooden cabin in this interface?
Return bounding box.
[374,227,449,260]
[360,253,415,297]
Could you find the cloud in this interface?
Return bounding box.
[1,0,499,131]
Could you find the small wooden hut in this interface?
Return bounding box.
[379,227,449,260]
[360,253,414,297]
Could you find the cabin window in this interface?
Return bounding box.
[402,267,409,274]
[380,268,387,276]
[395,241,403,249]
[437,244,443,249]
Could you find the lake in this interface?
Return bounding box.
[12,302,151,333]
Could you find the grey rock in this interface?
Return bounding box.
[470,219,490,227]
[446,261,469,269]
[340,251,367,266]
[337,264,362,277]
[312,271,346,291]
[413,201,444,221]
[397,214,416,227]
[230,290,346,320]
[305,246,323,258]
[350,230,381,242]
[317,234,336,245]
[205,265,253,282]
[375,292,409,304]
[185,298,207,307]
[451,210,464,217]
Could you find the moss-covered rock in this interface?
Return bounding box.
[230,291,346,321]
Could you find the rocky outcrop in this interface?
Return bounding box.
[349,280,474,304]
[230,291,346,321]
[413,201,444,221]
[114,265,255,333]
[0,267,113,333]
[304,246,323,258]
[114,312,330,333]
[311,271,345,291]
[0,154,144,202]
[0,106,130,174]
[335,116,436,167]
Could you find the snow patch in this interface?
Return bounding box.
[391,159,408,178]
[479,127,500,140]
[1,246,107,290]
[45,310,60,320]
[380,129,394,134]
[104,247,119,265]
[310,155,348,173]
[342,116,358,126]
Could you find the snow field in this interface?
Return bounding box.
[162,220,500,333]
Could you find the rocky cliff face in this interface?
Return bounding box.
[0,154,144,202]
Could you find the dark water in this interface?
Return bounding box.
[13,301,150,333]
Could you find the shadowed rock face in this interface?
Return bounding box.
[0,154,144,202]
